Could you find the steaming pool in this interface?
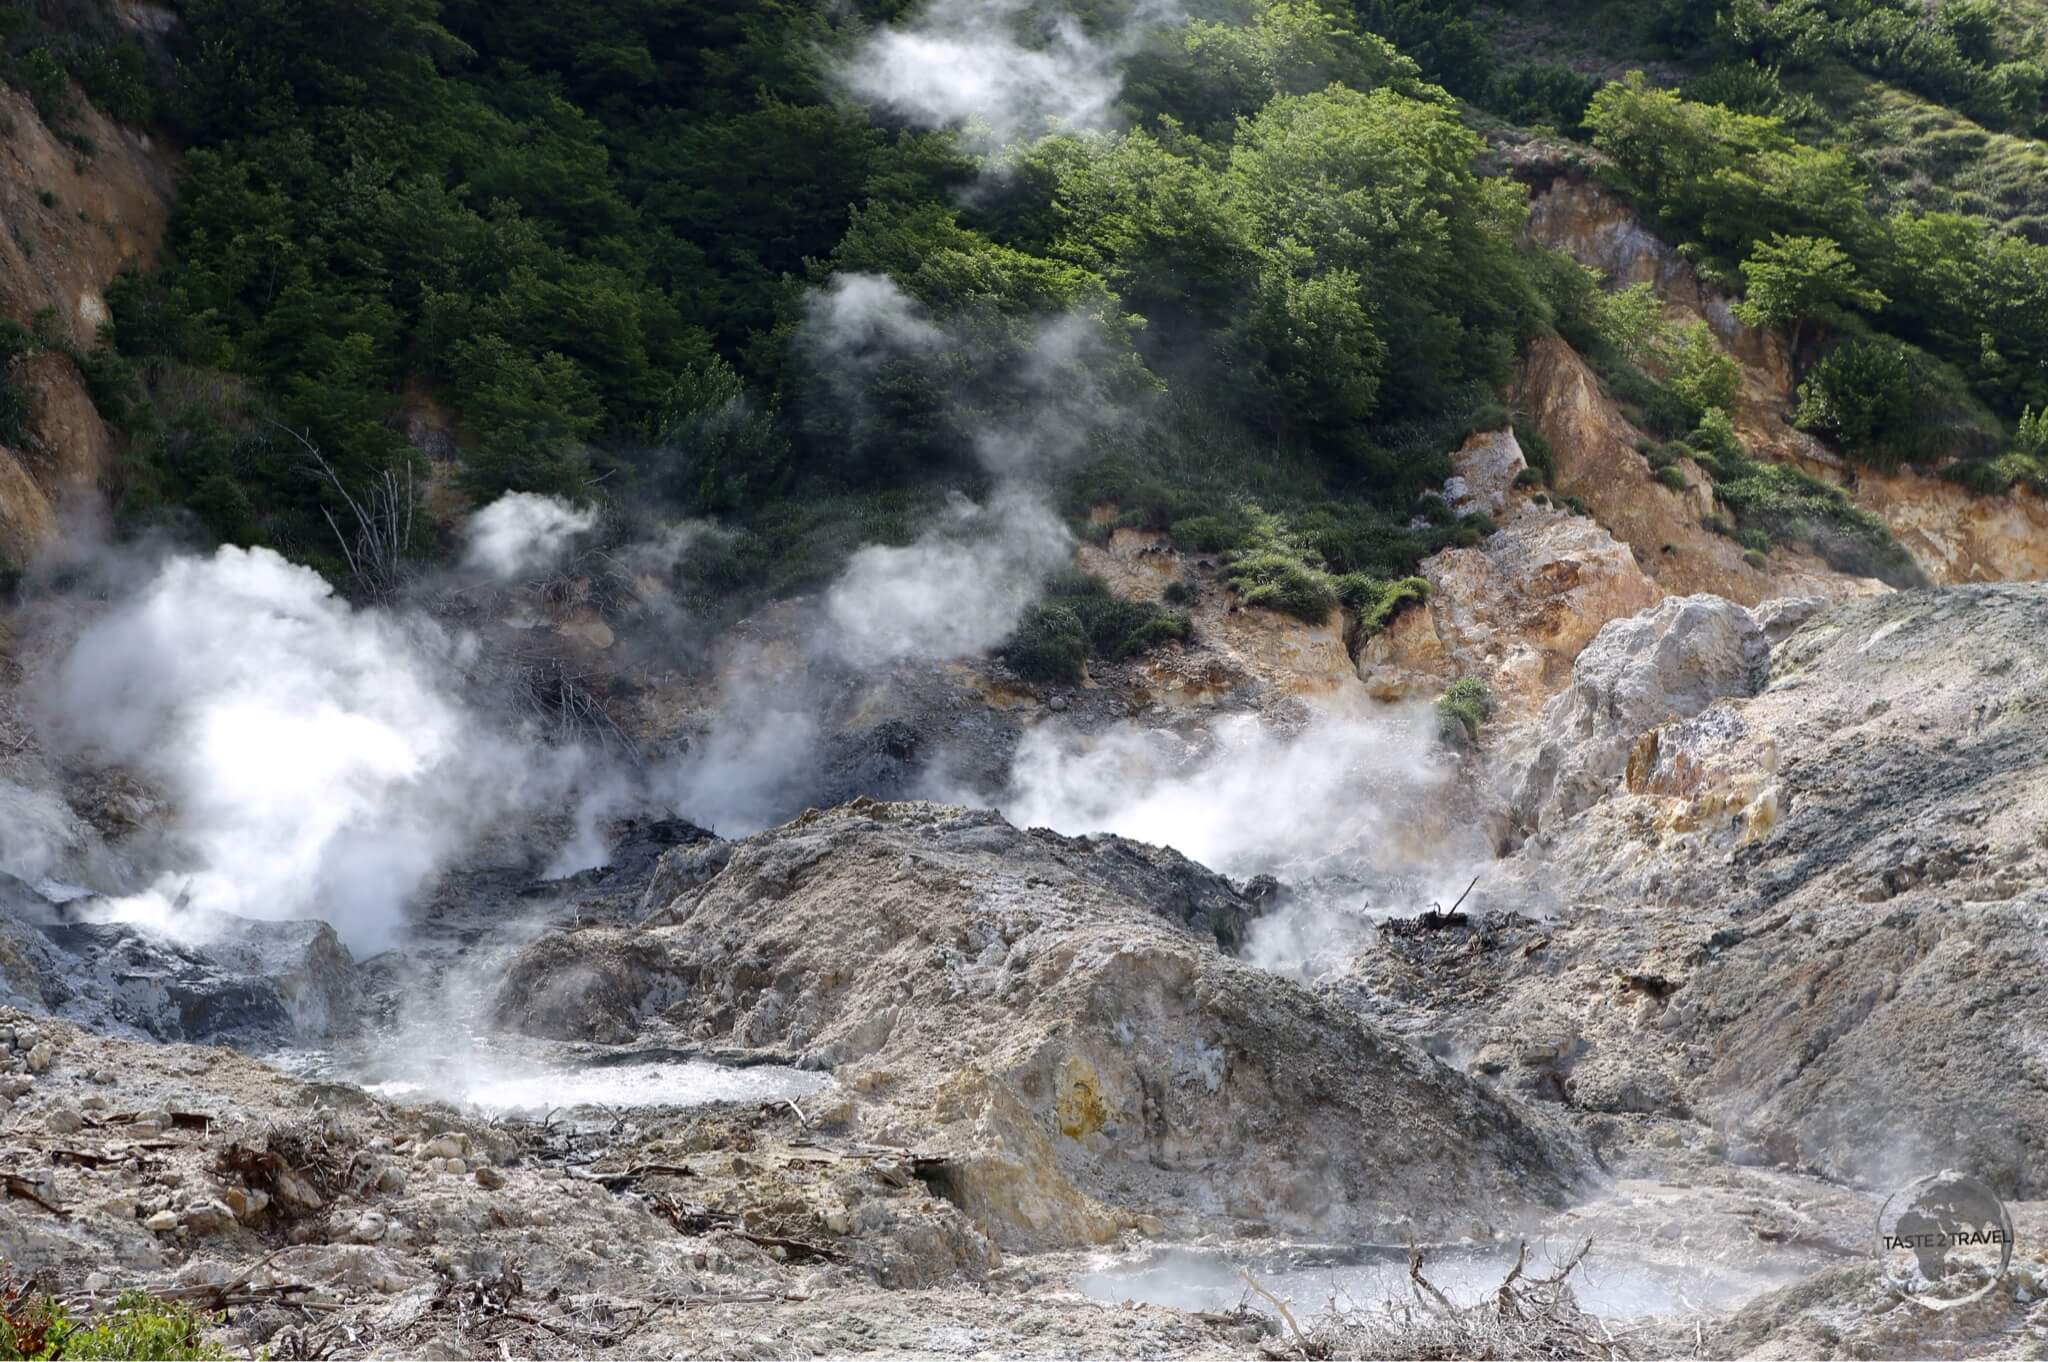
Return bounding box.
[1073,1242,1774,1320]
[360,1059,833,1116]
[276,1047,832,1119]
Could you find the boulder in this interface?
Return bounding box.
[0,878,356,1045]
[1444,429,1528,520]
[1359,505,1665,721]
[1511,594,1768,838]
[494,802,1582,1250]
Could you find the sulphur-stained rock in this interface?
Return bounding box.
[495,803,1582,1250]
[1368,585,2048,1201]
[1361,504,1665,722]
[1833,462,2048,586]
[1512,594,1769,838]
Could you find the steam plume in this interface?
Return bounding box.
[39,542,585,951]
[463,492,597,580]
[836,0,1181,151]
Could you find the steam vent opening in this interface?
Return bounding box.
[1,0,2044,1354]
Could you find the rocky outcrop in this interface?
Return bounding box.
[1359,585,2048,1200]
[1358,502,1665,722]
[1517,338,1889,607]
[494,802,1581,1250]
[1443,428,1526,519]
[0,876,357,1045]
[0,79,176,565]
[1510,594,1770,838]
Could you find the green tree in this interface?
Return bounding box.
[1733,234,1888,353]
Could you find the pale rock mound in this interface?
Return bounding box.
[1511,594,1770,838]
[1358,502,1664,722]
[1357,585,2048,1198]
[493,802,1581,1249]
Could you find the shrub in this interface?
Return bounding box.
[1512,466,1543,488]
[1794,339,1916,467]
[1655,464,1691,492]
[1225,547,1339,622]
[1659,321,1742,420]
[1436,677,1496,743]
[1001,604,1089,682]
[1169,513,1246,554]
[1337,573,1431,636]
[1593,283,1664,365]
[1000,572,1191,681]
[1162,579,1194,606]
[0,1288,226,1360]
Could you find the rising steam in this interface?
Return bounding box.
[836,0,1181,151]
[39,540,587,951]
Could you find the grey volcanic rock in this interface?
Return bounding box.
[495,801,1582,1249]
[1360,585,2048,1198]
[0,877,356,1045]
[1511,593,1769,838]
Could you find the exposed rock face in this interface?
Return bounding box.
[1511,594,1770,838]
[0,877,357,1045]
[1531,176,2048,590]
[0,82,176,566]
[1517,339,1890,607]
[1818,453,2048,586]
[1443,429,1527,519]
[494,802,1581,1249]
[1358,585,2048,1199]
[1358,503,1665,722]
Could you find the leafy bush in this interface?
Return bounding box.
[999,572,1190,683]
[1225,546,1340,622]
[1593,283,1664,366]
[1338,573,1431,638]
[1658,322,1742,420]
[1490,63,1600,135]
[1794,339,1916,466]
[0,1287,225,1360]
[1001,604,1089,683]
[1435,677,1496,743]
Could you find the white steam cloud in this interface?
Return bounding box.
[463,492,597,580]
[42,544,582,951]
[837,0,1180,151]
[827,489,1072,666]
[992,704,1490,973]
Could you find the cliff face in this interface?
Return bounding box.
[0,77,176,566]
[1527,175,2048,588]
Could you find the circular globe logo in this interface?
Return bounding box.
[1876,1170,2013,1309]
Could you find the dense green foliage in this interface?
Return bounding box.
[0,1288,225,1360]
[1001,570,1190,682]
[12,0,2043,626]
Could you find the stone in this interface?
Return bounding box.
[344,1211,387,1244]
[495,802,1582,1251]
[472,1166,506,1191]
[1445,429,1528,520]
[44,1106,83,1134]
[143,1210,178,1232]
[419,1134,466,1161]
[185,1199,238,1234]
[1359,506,1665,721]
[1512,594,1769,838]
[222,1186,269,1223]
[25,1041,53,1073]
